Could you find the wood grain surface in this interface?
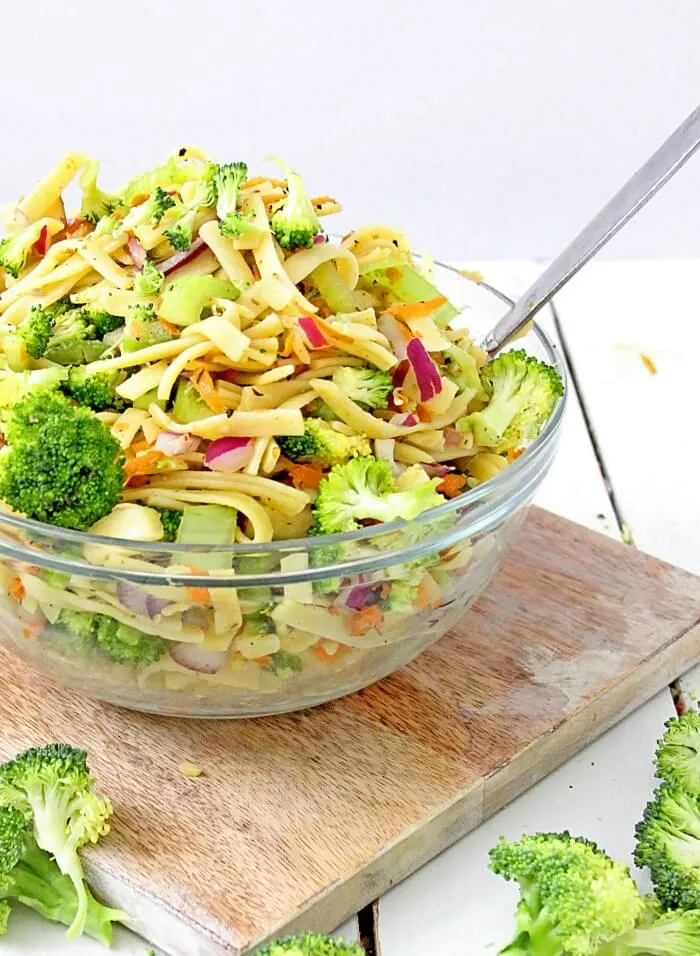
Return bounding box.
[0,507,698,956]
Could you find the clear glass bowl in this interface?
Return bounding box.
[0,263,566,717]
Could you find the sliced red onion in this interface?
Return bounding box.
[406,337,443,401]
[298,316,328,348]
[421,463,453,478]
[33,225,50,257]
[155,431,200,457]
[126,234,147,270]
[170,643,228,674]
[117,581,171,618]
[392,359,410,388]
[204,436,253,472]
[158,236,206,276]
[378,313,410,360]
[389,412,418,427]
[335,583,378,611]
[313,233,327,245]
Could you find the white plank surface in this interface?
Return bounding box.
[551,260,700,574]
[376,690,674,956]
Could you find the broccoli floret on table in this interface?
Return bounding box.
[458,349,563,451]
[0,804,124,945]
[253,932,364,955]
[655,713,700,794]
[635,783,700,911]
[0,745,113,940]
[278,419,370,469]
[0,390,124,530]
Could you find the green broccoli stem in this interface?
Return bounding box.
[311,261,359,313]
[10,861,124,947]
[54,854,87,939]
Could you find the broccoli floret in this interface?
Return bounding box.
[458,349,563,451]
[262,650,302,679]
[308,530,345,595]
[635,784,700,911]
[164,208,197,251]
[0,744,113,939]
[655,714,700,793]
[384,578,419,612]
[212,162,256,239]
[490,832,644,955]
[20,301,106,365]
[17,304,56,359]
[253,932,364,955]
[0,226,41,278]
[270,160,321,250]
[243,607,276,637]
[596,908,700,956]
[80,305,124,337]
[0,366,66,424]
[0,805,125,945]
[95,616,168,664]
[0,390,124,530]
[133,259,164,296]
[312,456,444,534]
[189,161,218,209]
[138,186,176,225]
[278,419,371,468]
[331,367,393,409]
[62,366,125,412]
[57,609,98,646]
[78,160,121,225]
[121,303,174,352]
[156,507,182,542]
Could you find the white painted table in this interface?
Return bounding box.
[5,261,698,955]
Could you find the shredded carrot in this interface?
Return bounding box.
[22,619,44,639]
[289,464,323,490]
[412,579,438,611]
[255,655,274,666]
[130,439,152,454]
[506,447,525,463]
[185,585,210,605]
[159,318,182,337]
[125,474,149,488]
[385,296,447,320]
[347,605,384,637]
[310,194,338,207]
[640,352,657,375]
[184,566,210,606]
[192,370,226,414]
[436,473,467,498]
[386,267,404,281]
[8,578,24,602]
[124,451,169,476]
[416,404,433,423]
[312,643,349,663]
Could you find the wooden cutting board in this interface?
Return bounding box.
[0,507,699,955]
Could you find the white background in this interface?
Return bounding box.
[5,0,700,261]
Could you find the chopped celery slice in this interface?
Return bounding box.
[311,261,359,313]
[133,386,165,411]
[159,275,240,327]
[175,504,237,570]
[362,260,458,327]
[172,379,210,423]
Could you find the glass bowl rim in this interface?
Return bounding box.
[0,260,567,571]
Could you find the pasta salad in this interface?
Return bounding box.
[0,149,563,701]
